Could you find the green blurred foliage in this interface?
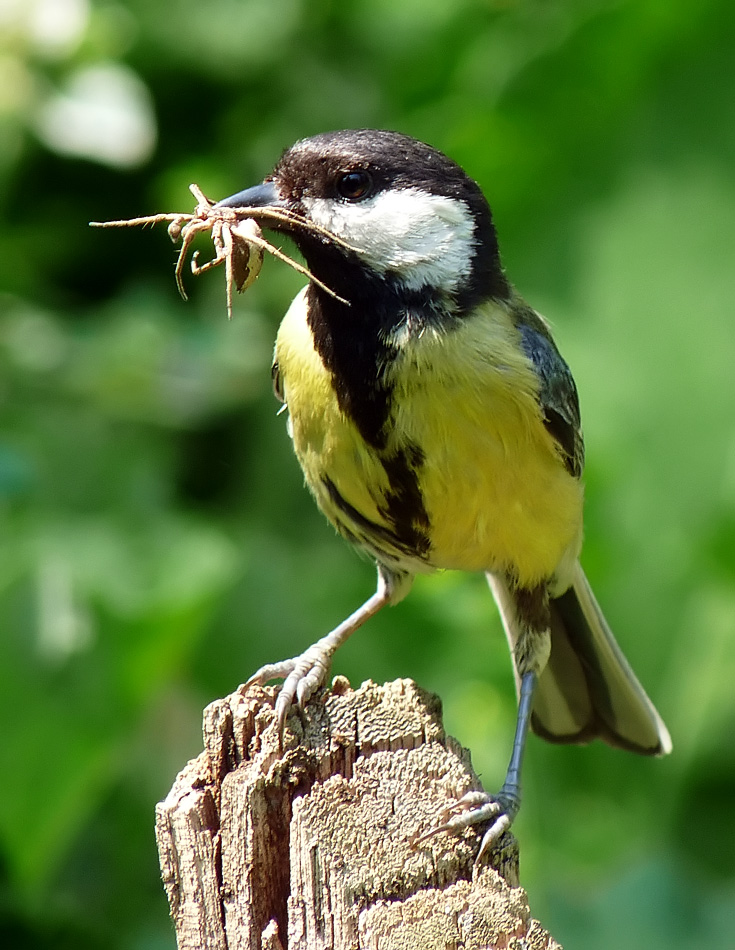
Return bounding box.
[1,0,734,947]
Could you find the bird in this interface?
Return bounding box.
[215,129,672,857]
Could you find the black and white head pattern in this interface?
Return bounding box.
[269,129,508,307]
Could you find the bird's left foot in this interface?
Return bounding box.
[415,785,520,863]
[247,638,338,744]
[246,576,398,745]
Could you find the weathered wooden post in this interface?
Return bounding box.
[155,678,560,949]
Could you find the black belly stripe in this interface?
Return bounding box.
[302,279,439,561]
[322,476,411,554]
[322,468,430,560]
[379,445,431,556]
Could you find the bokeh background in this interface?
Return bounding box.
[1,0,734,947]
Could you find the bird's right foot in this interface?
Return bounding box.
[414,785,520,863]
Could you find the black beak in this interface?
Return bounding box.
[214,181,285,210]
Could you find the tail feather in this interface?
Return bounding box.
[487,564,672,757]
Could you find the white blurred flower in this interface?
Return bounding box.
[0,0,90,59]
[35,62,157,168]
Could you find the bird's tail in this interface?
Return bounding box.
[487,563,672,756]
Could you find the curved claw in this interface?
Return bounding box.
[274,683,298,740]
[246,659,297,688]
[476,811,514,862]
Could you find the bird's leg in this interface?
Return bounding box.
[474,667,538,857]
[248,565,409,744]
[417,583,550,861]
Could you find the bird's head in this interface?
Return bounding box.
[216,129,508,308]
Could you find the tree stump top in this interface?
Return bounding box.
[155,677,560,949]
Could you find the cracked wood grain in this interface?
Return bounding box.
[155,677,560,949]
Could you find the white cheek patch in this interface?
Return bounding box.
[302,189,476,294]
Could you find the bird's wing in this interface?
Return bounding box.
[513,306,584,478]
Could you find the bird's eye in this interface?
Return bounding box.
[336,170,372,201]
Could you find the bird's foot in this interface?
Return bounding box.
[246,638,336,743]
[246,577,396,746]
[416,785,520,863]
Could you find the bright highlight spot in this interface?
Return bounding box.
[35,62,157,168]
[0,0,90,58]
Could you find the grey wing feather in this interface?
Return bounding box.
[514,307,585,478]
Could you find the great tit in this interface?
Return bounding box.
[217,129,671,855]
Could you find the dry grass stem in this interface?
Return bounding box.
[91,183,352,318]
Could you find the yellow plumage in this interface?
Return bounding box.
[275,289,584,590]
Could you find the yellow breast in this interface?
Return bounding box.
[275,289,584,588]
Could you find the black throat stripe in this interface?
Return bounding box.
[304,273,459,443]
[305,279,401,449]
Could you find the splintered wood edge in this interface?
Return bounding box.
[155,678,559,950]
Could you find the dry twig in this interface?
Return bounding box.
[91,183,351,318]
